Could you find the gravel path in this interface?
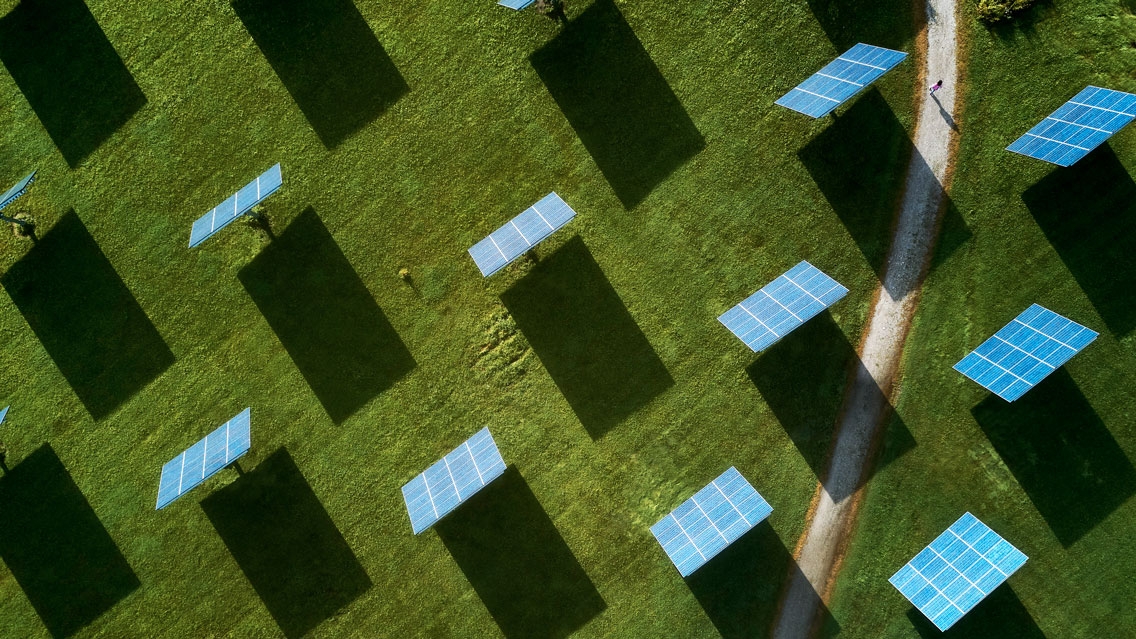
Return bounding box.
[770,0,960,636]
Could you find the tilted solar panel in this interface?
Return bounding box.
[188,164,283,248]
[0,405,8,425]
[775,43,908,118]
[718,260,848,352]
[0,171,36,212]
[1007,86,1136,167]
[954,304,1097,402]
[156,408,252,509]
[468,191,577,277]
[890,512,1028,632]
[401,427,507,534]
[498,0,536,9]
[650,467,773,577]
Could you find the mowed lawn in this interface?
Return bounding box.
[0,1,920,637]
[827,1,1136,638]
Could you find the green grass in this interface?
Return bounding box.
[827,1,1136,637]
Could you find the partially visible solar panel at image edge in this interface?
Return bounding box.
[0,171,36,212]
[1007,86,1136,167]
[775,43,908,118]
[718,260,848,352]
[650,467,773,578]
[498,0,536,9]
[156,408,252,509]
[0,405,8,425]
[188,164,283,248]
[953,304,1098,402]
[401,427,507,534]
[890,512,1028,632]
[468,191,577,277]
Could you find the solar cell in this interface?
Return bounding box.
[188,164,283,248]
[498,0,536,8]
[718,261,848,352]
[401,427,507,534]
[890,512,1028,632]
[775,43,908,118]
[650,467,773,577]
[1007,86,1136,167]
[0,171,36,212]
[467,192,577,277]
[0,405,8,425]
[155,408,252,509]
[954,304,1098,402]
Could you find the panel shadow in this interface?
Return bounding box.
[804,0,917,51]
[238,207,415,423]
[435,466,606,639]
[200,447,372,639]
[972,368,1136,547]
[1022,145,1136,337]
[0,211,175,420]
[530,0,704,209]
[500,236,673,438]
[232,0,408,148]
[0,444,140,638]
[0,0,146,167]
[906,585,1046,638]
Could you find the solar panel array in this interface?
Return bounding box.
[401,427,507,534]
[954,304,1098,402]
[156,408,252,509]
[775,43,908,118]
[468,191,577,277]
[0,171,36,212]
[890,512,1028,632]
[650,467,773,577]
[1007,86,1136,167]
[498,0,536,9]
[718,261,848,352]
[188,164,283,248]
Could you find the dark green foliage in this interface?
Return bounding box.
[976,0,1045,23]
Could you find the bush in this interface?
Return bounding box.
[976,0,1043,22]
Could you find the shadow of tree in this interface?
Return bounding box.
[906,585,1046,638]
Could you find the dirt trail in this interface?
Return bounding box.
[770,0,960,636]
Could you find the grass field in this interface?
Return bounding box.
[0,1,923,637]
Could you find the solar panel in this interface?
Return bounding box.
[650,467,773,577]
[156,408,252,509]
[0,405,8,425]
[0,171,36,212]
[775,43,908,118]
[890,512,1028,632]
[188,164,283,248]
[954,304,1098,402]
[468,192,577,277]
[718,261,848,352]
[498,0,536,9]
[1007,86,1136,167]
[401,426,507,534]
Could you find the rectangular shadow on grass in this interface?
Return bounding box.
[200,447,372,639]
[0,211,175,420]
[0,0,146,167]
[238,207,415,423]
[529,0,704,209]
[435,466,606,639]
[1022,145,1136,337]
[500,236,673,439]
[0,444,140,639]
[972,368,1136,547]
[906,585,1045,638]
[233,0,408,148]
[803,0,918,51]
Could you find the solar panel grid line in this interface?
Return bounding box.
[156,408,252,509]
[1007,86,1136,166]
[467,192,577,277]
[775,43,907,118]
[719,261,848,352]
[401,427,507,534]
[0,171,36,212]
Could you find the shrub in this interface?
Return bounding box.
[976,0,1043,22]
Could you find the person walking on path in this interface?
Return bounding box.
[930,80,944,95]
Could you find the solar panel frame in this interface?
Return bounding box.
[953,304,1098,402]
[890,512,1028,631]
[775,43,908,118]
[401,426,508,534]
[718,261,848,352]
[1007,86,1136,167]
[467,192,577,277]
[0,171,36,212]
[155,408,252,510]
[188,164,283,248]
[650,467,773,577]
[497,0,536,9]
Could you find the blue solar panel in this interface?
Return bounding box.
[0,171,36,212]
[498,0,536,9]
[890,512,1028,632]
[775,43,908,118]
[1007,86,1136,167]
[650,467,773,577]
[718,261,848,352]
[0,405,8,425]
[468,192,577,277]
[156,408,252,510]
[401,427,508,534]
[188,164,283,248]
[954,304,1098,402]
